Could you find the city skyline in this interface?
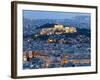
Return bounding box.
[23,10,91,69]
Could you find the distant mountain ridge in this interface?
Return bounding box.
[23,18,90,29]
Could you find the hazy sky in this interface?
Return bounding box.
[23,10,90,20]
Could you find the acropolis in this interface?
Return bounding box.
[40,24,77,35]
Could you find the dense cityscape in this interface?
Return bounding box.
[23,10,91,69]
[23,22,91,69]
